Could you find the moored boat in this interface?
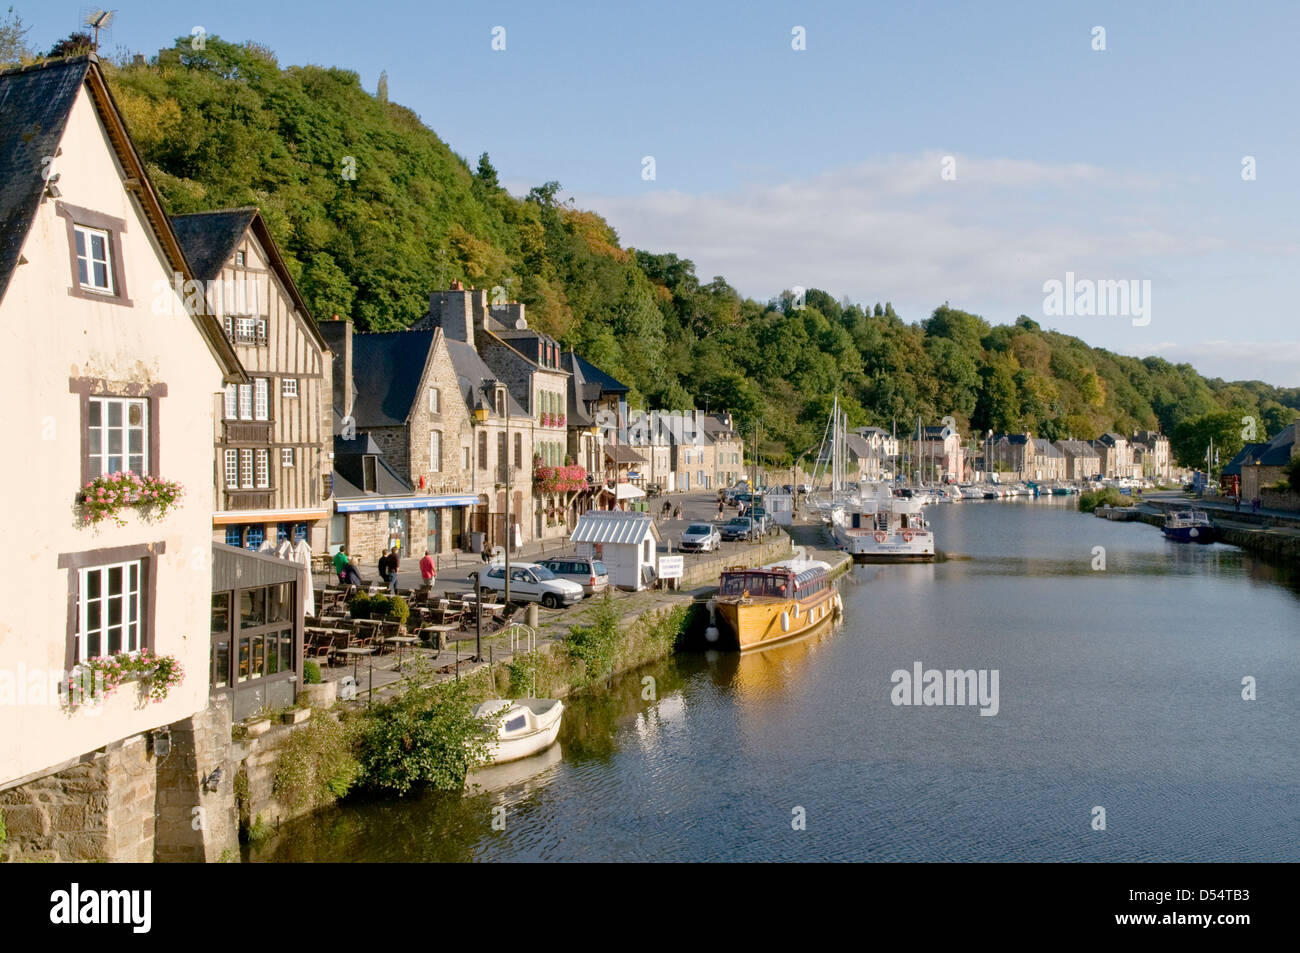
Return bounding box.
[1161,508,1219,543]
[831,485,935,560]
[714,559,841,651]
[474,698,565,764]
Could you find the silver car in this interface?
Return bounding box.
[480,562,584,608]
[679,522,721,552]
[539,555,609,596]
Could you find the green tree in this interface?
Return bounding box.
[0,6,31,67]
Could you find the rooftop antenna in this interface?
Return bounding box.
[84,8,115,51]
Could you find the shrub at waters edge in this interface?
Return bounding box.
[272,715,360,809]
[353,660,493,795]
[1078,487,1133,513]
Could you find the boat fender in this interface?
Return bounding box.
[780,611,791,632]
[874,530,887,543]
[791,603,800,620]
[833,592,843,616]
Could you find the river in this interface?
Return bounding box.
[252,498,1300,862]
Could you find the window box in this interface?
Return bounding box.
[64,649,184,710]
[76,472,184,527]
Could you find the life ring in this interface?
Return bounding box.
[902,530,914,542]
[780,611,791,632]
[874,531,887,543]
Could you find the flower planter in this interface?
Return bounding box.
[281,707,311,725]
[244,716,272,738]
[299,681,337,710]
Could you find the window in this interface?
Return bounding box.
[74,225,113,292]
[254,378,269,420]
[281,448,295,468]
[224,384,237,419]
[362,455,378,492]
[225,449,239,488]
[428,388,440,414]
[240,449,253,489]
[430,431,442,472]
[494,388,504,416]
[238,383,253,420]
[462,446,471,470]
[478,431,488,470]
[514,433,522,469]
[88,397,147,476]
[77,561,141,661]
[225,526,243,547]
[245,525,264,550]
[235,251,246,267]
[235,316,257,343]
[281,378,298,398]
[255,449,270,488]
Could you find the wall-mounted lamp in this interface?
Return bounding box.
[151,727,171,759]
[202,766,223,793]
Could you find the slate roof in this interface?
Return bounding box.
[604,444,647,465]
[343,329,438,427]
[331,433,413,498]
[1257,423,1297,466]
[1098,432,1126,445]
[993,432,1031,445]
[0,56,90,303]
[1032,438,1064,458]
[565,351,594,427]
[443,338,527,418]
[845,434,876,459]
[1220,443,1265,477]
[170,208,257,280]
[1055,439,1100,458]
[568,351,629,396]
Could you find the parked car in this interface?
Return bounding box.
[720,517,755,541]
[734,492,754,505]
[538,555,609,596]
[645,483,663,499]
[780,484,793,494]
[679,523,722,553]
[797,483,812,494]
[480,562,584,608]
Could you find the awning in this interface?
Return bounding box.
[335,493,479,514]
[615,483,645,500]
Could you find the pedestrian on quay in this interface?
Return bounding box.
[377,548,392,591]
[388,547,401,592]
[341,554,364,588]
[420,550,436,591]
[332,547,351,585]
[1235,495,1241,512]
[717,500,724,518]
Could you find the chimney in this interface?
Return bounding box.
[319,319,353,420]
[427,285,474,350]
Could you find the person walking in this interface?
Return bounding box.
[388,547,401,592]
[377,548,392,591]
[420,550,436,591]
[717,499,724,519]
[332,547,351,584]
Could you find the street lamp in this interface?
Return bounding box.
[468,570,482,662]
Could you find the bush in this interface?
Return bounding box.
[566,592,622,683]
[348,592,409,625]
[354,662,493,795]
[272,715,359,809]
[1078,487,1131,513]
[302,660,322,684]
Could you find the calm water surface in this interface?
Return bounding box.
[255,499,1300,862]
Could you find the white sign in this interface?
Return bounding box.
[658,555,684,579]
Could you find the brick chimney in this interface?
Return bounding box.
[318,319,353,420]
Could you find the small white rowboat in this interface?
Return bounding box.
[474,698,565,764]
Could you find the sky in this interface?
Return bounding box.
[18,0,1300,386]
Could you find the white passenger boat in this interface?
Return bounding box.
[831,484,935,561]
[474,698,565,764]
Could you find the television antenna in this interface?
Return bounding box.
[83,8,115,52]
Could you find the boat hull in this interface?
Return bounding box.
[1162,526,1219,543]
[716,589,839,652]
[478,699,565,765]
[833,525,935,561]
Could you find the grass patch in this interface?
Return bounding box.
[1079,487,1132,513]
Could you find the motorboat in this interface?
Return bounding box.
[714,559,841,651]
[473,698,565,764]
[831,484,935,560]
[1162,509,1219,543]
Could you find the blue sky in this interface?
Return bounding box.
[20,0,1300,385]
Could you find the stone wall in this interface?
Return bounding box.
[1259,488,1300,512]
[0,734,154,862]
[344,509,430,566]
[678,533,793,587]
[154,695,239,863]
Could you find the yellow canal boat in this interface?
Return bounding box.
[714,559,841,651]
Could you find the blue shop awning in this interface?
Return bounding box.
[335,493,479,514]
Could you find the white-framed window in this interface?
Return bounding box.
[225,449,239,488]
[238,383,253,421]
[281,448,295,467]
[430,430,442,472]
[281,378,298,398]
[88,397,147,475]
[429,387,440,414]
[255,449,270,488]
[240,449,253,488]
[254,378,269,420]
[74,224,113,292]
[462,446,471,470]
[224,383,238,420]
[235,250,246,267]
[77,561,141,661]
[235,316,257,343]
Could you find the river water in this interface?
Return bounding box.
[253,498,1300,862]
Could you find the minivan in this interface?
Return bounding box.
[538,555,609,596]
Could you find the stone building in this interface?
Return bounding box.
[1093,432,1130,479]
[170,207,334,553]
[1028,438,1067,481]
[0,55,244,860]
[1054,439,1102,480]
[702,412,745,488]
[911,426,966,482]
[987,432,1034,479]
[318,319,483,562]
[1130,430,1172,482]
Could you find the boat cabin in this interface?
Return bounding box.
[719,565,830,600]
